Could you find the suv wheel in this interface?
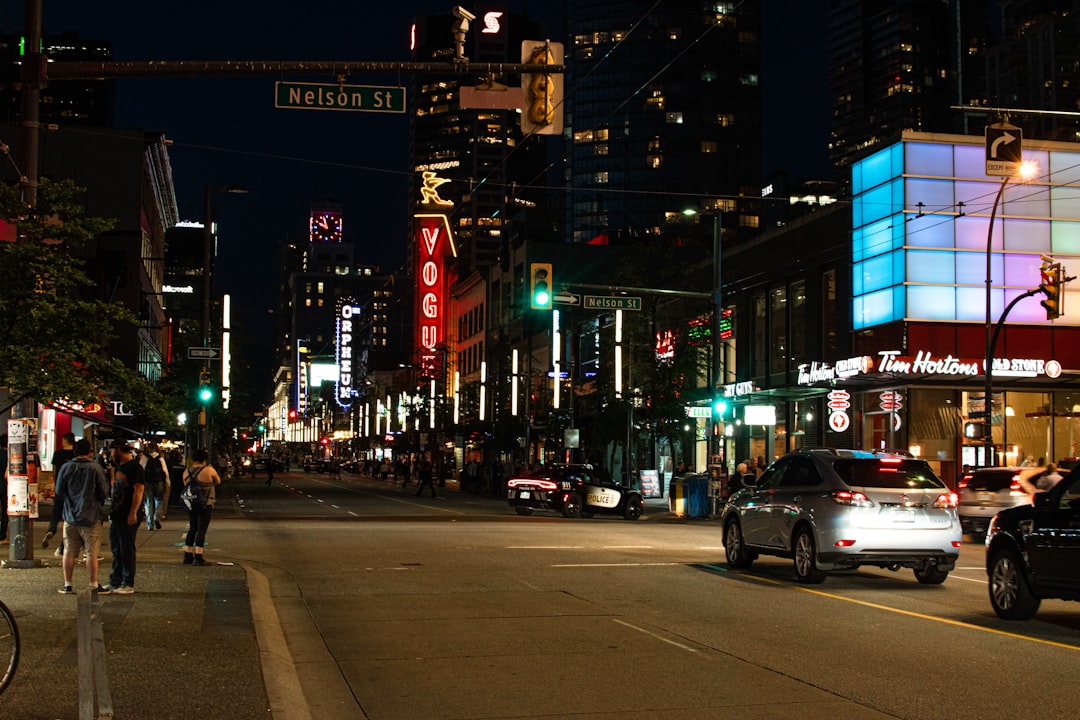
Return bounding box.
[989,547,1041,620]
[561,492,583,518]
[793,528,826,584]
[914,562,949,585]
[724,520,754,569]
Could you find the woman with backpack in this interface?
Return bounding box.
[182,449,221,566]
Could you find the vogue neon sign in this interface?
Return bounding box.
[415,173,458,379]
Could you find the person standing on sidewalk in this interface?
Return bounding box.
[55,439,111,594]
[139,442,170,530]
[183,449,221,566]
[44,432,77,555]
[106,439,144,594]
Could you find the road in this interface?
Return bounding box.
[213,470,1080,719]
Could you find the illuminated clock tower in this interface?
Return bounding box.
[309,205,343,243]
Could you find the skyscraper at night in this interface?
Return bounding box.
[566,0,763,246]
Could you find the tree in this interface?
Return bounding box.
[0,178,167,425]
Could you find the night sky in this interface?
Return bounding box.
[4,0,829,381]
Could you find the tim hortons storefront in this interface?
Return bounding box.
[792,340,1080,485]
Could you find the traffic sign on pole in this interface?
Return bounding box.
[553,292,580,306]
[985,122,1022,176]
[583,295,642,311]
[188,347,221,360]
[275,82,405,113]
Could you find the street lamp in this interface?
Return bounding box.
[683,207,724,469]
[982,159,1038,466]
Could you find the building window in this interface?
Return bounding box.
[665,112,684,124]
[822,269,837,357]
[594,171,609,183]
[701,141,717,153]
[790,279,806,365]
[770,287,787,375]
[317,282,324,294]
[752,292,766,377]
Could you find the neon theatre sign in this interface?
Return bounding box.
[336,299,360,409]
[415,172,458,379]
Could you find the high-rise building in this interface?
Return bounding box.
[566,0,763,245]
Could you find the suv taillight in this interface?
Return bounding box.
[508,478,558,491]
[831,490,874,507]
[1009,475,1026,496]
[932,492,959,509]
[958,475,971,489]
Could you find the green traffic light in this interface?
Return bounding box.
[534,287,550,306]
[199,386,214,403]
[713,399,727,416]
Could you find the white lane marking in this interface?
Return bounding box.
[603,545,653,549]
[612,619,697,653]
[317,499,325,503]
[947,574,987,585]
[331,504,340,509]
[699,546,725,550]
[348,511,358,517]
[956,566,985,571]
[552,562,680,568]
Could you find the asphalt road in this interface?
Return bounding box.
[207,470,1080,720]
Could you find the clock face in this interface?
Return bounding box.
[310,212,342,242]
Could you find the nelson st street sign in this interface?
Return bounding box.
[274,82,405,113]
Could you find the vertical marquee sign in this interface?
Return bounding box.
[336,299,360,409]
[415,172,458,379]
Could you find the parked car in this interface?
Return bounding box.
[957,467,1033,541]
[722,449,962,584]
[507,464,644,520]
[985,468,1080,620]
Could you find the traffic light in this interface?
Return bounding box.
[520,41,564,135]
[1040,261,1063,320]
[198,368,214,404]
[713,398,728,418]
[530,262,553,310]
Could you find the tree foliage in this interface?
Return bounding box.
[0,178,167,424]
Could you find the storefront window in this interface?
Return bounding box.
[790,279,806,367]
[770,287,787,375]
[751,292,766,376]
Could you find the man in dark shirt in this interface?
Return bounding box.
[106,439,144,594]
[44,432,77,553]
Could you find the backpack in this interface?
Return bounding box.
[144,456,166,486]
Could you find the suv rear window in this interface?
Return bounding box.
[831,459,946,490]
[965,470,1017,492]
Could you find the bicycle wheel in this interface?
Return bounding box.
[0,599,19,695]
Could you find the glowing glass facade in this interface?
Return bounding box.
[852,133,1080,330]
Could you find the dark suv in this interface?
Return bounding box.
[986,467,1080,619]
[507,464,644,520]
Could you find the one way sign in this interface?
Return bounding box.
[985,122,1022,177]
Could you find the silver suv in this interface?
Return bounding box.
[957,467,1032,542]
[722,449,962,584]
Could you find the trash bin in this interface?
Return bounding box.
[669,473,711,518]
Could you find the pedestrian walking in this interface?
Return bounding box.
[266,457,274,487]
[415,459,436,498]
[44,432,77,555]
[139,442,170,530]
[183,449,221,566]
[55,439,111,594]
[106,439,144,594]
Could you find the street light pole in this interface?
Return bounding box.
[983,176,1009,467]
[712,211,723,469]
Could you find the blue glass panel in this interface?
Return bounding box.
[853,288,895,329]
[1003,252,1042,287]
[893,285,906,320]
[954,144,987,179]
[1049,150,1080,185]
[955,287,986,321]
[906,214,955,248]
[907,286,956,320]
[1001,218,1049,253]
[855,182,901,227]
[1005,289,1046,323]
[955,215,996,251]
[906,178,954,214]
[1050,187,1080,221]
[1052,220,1080,255]
[859,254,895,293]
[1002,180,1049,218]
[906,142,954,176]
[908,250,955,283]
[852,260,864,295]
[892,249,906,284]
[955,249,987,286]
[955,180,999,217]
[853,145,894,195]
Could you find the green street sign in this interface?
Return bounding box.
[583,295,642,311]
[274,81,406,113]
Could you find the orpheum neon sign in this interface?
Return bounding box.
[415,173,458,379]
[336,299,360,409]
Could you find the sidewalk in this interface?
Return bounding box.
[0,506,270,720]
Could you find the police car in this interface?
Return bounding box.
[507,464,644,520]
